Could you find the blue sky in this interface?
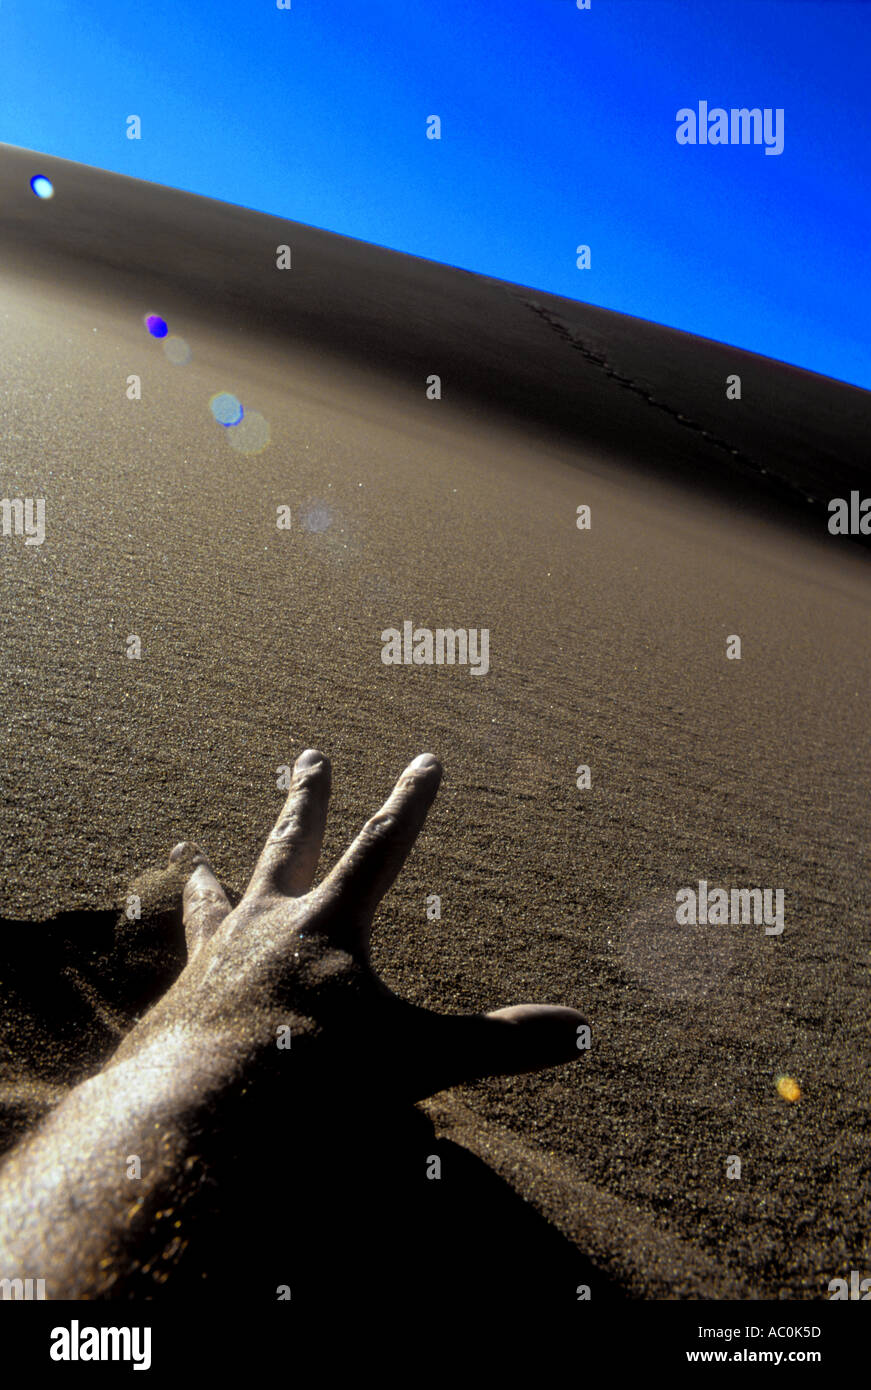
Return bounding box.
[1,0,868,388]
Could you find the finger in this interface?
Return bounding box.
[246,749,332,899]
[170,841,232,960]
[317,753,442,948]
[410,1004,587,1099]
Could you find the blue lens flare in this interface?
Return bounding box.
[144,314,169,338]
[209,392,244,427]
[30,175,54,199]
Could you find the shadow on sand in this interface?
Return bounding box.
[0,885,618,1307]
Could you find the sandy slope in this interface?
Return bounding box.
[1,145,869,1299]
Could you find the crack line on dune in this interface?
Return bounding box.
[515,296,816,506]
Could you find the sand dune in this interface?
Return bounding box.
[1,144,869,1299]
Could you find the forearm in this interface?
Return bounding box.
[0,1024,245,1298]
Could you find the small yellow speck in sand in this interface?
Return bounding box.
[776,1074,801,1102]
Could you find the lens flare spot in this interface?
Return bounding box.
[30,175,54,199]
[210,392,244,426]
[163,335,191,365]
[225,409,270,455]
[144,314,169,338]
[776,1075,801,1103]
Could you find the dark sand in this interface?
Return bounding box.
[1,144,870,1300]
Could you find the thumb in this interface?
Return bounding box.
[410,1003,588,1100]
[480,1003,588,1076]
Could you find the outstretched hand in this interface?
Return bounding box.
[119,750,586,1106]
[0,749,588,1300]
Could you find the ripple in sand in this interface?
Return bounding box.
[30,175,54,199]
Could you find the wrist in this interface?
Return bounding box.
[105,1017,246,1102]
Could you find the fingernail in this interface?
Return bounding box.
[410,753,440,771]
[295,748,325,769]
